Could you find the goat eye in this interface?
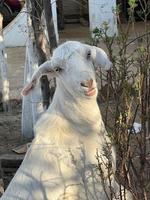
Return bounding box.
[87,50,91,59]
[54,67,63,73]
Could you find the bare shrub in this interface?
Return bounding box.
[92,0,150,199]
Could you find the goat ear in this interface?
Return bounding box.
[91,46,112,70]
[21,60,52,96]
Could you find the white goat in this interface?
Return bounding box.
[1,41,132,200]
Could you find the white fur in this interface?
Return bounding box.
[1,41,132,200]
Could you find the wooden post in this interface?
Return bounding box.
[21,40,34,139]
[0,13,9,111]
[57,0,64,30]
[22,38,44,139]
[22,3,44,139]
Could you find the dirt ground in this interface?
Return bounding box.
[0,100,22,154]
[0,43,26,195]
[0,46,26,157]
[0,99,24,195]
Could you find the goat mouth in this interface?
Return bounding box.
[85,88,97,97]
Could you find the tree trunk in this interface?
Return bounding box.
[43,0,57,54]
[0,13,9,111]
[43,0,58,101]
[57,0,65,30]
[30,0,50,109]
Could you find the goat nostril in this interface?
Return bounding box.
[81,82,88,88]
[81,79,93,88]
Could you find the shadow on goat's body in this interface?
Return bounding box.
[1,41,132,200]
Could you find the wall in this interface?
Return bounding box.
[3,7,27,47]
[3,3,58,47]
[89,0,117,36]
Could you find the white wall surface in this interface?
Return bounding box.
[89,0,117,36]
[3,3,58,47]
[3,7,27,47]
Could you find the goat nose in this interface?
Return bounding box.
[81,79,93,88]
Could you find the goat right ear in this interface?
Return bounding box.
[91,46,112,70]
[21,60,52,96]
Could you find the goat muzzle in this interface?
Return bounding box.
[81,79,97,97]
[81,79,93,88]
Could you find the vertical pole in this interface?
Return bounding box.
[57,0,64,30]
[43,0,58,54]
[22,3,44,139]
[0,13,9,111]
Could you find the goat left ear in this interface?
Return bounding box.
[21,60,52,96]
[91,46,112,70]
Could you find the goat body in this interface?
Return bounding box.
[1,41,132,200]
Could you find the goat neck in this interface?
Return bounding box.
[48,82,103,136]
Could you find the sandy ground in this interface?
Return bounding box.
[0,100,22,154]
